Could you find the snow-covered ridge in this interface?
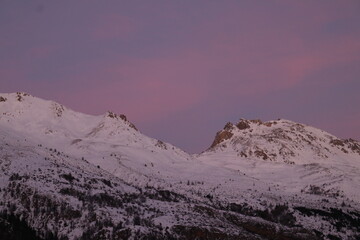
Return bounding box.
[0,92,191,185]
[1,92,360,239]
[205,118,360,164]
[0,92,136,135]
[0,92,185,153]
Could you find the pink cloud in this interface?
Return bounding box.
[283,37,360,86]
[57,29,360,124]
[76,56,209,122]
[5,0,356,132]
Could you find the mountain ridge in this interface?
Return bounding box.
[2,92,359,155]
[1,92,360,240]
[205,118,360,164]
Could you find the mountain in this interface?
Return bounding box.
[205,118,360,164]
[199,118,360,201]
[0,92,359,240]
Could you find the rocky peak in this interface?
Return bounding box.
[207,118,360,164]
[0,92,31,103]
[210,119,272,149]
[330,138,360,155]
[236,119,279,129]
[209,122,236,149]
[52,103,65,117]
[210,130,234,149]
[106,111,138,131]
[15,92,30,102]
[236,119,251,130]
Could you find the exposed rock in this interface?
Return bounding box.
[344,138,360,155]
[119,114,127,121]
[128,122,138,131]
[236,120,250,130]
[224,122,235,131]
[210,130,234,148]
[107,111,138,131]
[240,151,247,157]
[341,148,348,153]
[250,119,263,125]
[107,111,117,119]
[52,103,65,117]
[264,121,274,127]
[254,149,268,160]
[15,92,30,102]
[155,140,167,150]
[16,93,23,102]
[208,118,360,166]
[330,139,344,147]
[0,96,7,102]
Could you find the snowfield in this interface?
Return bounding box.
[0,92,359,240]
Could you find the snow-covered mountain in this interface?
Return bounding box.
[199,118,360,199]
[205,118,360,164]
[0,92,359,240]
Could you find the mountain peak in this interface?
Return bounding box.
[0,92,32,102]
[0,92,69,121]
[207,118,360,164]
[1,93,360,239]
[105,111,138,131]
[210,118,278,149]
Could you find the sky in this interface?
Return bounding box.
[1,1,360,153]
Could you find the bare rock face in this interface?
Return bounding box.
[107,111,138,131]
[155,140,167,150]
[224,122,235,131]
[254,149,268,160]
[15,92,30,102]
[119,114,128,122]
[328,138,360,155]
[52,103,65,117]
[344,139,360,155]
[210,119,262,149]
[127,122,138,131]
[0,96,7,102]
[236,120,250,130]
[107,111,118,119]
[210,130,234,148]
[236,119,264,130]
[330,139,344,147]
[249,119,263,125]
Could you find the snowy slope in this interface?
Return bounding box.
[0,92,187,157]
[197,119,360,203]
[204,118,360,164]
[1,92,360,240]
[0,92,192,184]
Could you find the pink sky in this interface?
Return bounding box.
[1,1,360,152]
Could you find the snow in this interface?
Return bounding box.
[1,92,360,239]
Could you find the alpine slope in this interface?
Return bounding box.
[0,92,359,240]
